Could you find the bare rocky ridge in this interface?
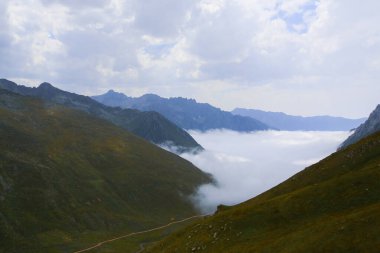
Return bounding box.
[340,104,380,149]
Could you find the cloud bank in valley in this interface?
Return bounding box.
[181,130,350,213]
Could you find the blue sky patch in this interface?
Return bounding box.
[276,1,318,34]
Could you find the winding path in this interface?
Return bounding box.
[73,214,210,253]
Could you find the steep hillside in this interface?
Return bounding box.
[232,108,365,131]
[147,130,380,252]
[0,89,211,253]
[0,79,201,152]
[340,104,380,149]
[92,90,270,132]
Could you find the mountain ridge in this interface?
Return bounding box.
[339,104,380,149]
[232,107,366,131]
[0,79,201,152]
[92,90,270,132]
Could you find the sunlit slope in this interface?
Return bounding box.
[0,90,211,252]
[147,130,380,252]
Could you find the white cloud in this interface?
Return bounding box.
[0,0,380,117]
[131,0,196,37]
[181,130,349,213]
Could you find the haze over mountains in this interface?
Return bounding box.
[0,89,211,252]
[232,108,366,131]
[0,79,201,152]
[93,90,365,132]
[92,90,270,132]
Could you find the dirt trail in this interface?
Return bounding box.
[73,214,210,253]
[135,242,151,253]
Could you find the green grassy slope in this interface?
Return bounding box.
[0,90,211,253]
[0,79,202,152]
[147,130,380,252]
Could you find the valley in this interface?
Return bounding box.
[1,1,379,252]
[0,81,378,253]
[146,126,380,253]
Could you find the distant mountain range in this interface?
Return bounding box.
[232,108,366,131]
[92,90,270,132]
[339,104,380,149]
[147,123,380,253]
[0,89,211,252]
[0,79,201,152]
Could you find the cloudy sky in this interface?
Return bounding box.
[1,0,380,117]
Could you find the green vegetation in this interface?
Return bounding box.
[147,130,380,252]
[0,90,211,253]
[0,79,202,152]
[73,215,205,253]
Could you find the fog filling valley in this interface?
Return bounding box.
[181,130,350,213]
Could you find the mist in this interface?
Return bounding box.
[180,130,350,213]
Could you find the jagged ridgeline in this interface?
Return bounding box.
[0,89,211,252]
[339,104,380,149]
[146,130,380,252]
[92,90,270,132]
[0,79,202,153]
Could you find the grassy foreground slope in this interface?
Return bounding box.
[0,90,210,253]
[147,130,380,252]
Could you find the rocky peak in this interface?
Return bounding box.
[339,104,380,149]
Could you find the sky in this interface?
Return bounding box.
[181,130,350,213]
[1,0,380,118]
